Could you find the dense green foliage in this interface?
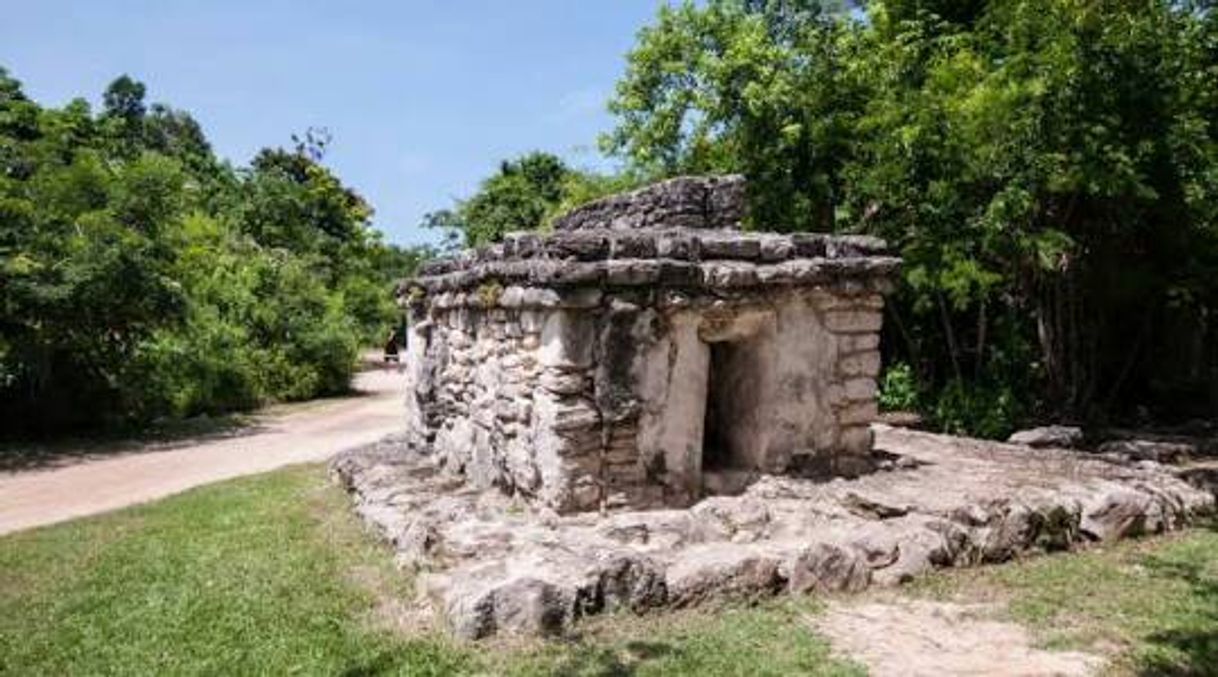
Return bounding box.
[425,151,639,248]
[599,0,1218,435]
[425,1,1218,436]
[0,70,422,433]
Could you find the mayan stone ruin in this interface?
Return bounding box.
[397,175,900,511]
[333,176,1214,640]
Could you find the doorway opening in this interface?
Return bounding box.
[702,341,740,472]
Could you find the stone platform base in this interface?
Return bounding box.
[332,426,1215,639]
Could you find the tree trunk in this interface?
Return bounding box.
[937,292,963,383]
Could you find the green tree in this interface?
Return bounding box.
[606,0,1218,433]
[426,151,640,248]
[603,0,863,231]
[456,151,570,246]
[0,70,416,435]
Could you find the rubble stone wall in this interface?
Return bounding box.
[403,283,886,513]
[401,176,899,513]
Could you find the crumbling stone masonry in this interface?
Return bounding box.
[399,176,900,512]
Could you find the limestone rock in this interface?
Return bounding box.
[666,545,787,606]
[788,542,871,593]
[1097,439,1192,464]
[332,426,1215,639]
[1007,425,1084,449]
[1079,486,1153,541]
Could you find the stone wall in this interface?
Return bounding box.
[401,176,899,513]
[404,285,886,513]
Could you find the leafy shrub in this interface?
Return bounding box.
[0,72,420,436]
[929,379,1023,441]
[878,362,919,412]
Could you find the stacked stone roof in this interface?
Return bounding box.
[404,175,899,298]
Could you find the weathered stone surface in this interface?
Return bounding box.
[333,426,1214,639]
[824,310,884,334]
[1097,439,1193,464]
[1007,425,1085,449]
[1079,485,1153,541]
[399,176,899,515]
[666,545,786,606]
[788,542,871,593]
[552,175,746,232]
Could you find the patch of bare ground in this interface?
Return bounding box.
[814,596,1102,677]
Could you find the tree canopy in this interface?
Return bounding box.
[429,0,1218,437]
[0,69,427,433]
[599,0,1218,434]
[425,151,638,248]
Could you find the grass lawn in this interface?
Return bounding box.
[0,465,859,676]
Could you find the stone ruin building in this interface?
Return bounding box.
[399,176,900,513]
[334,176,1213,640]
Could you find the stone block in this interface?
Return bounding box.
[543,262,605,286]
[837,401,878,427]
[545,231,609,260]
[755,264,795,285]
[540,371,590,396]
[520,287,562,308]
[556,288,603,309]
[700,261,759,288]
[549,398,601,433]
[498,286,526,308]
[606,463,647,485]
[569,477,603,511]
[655,232,694,260]
[658,261,700,286]
[838,425,873,454]
[782,259,826,284]
[758,236,795,262]
[825,309,883,334]
[539,312,596,369]
[787,542,870,593]
[699,234,761,260]
[839,334,880,353]
[844,378,878,401]
[610,232,659,259]
[605,445,640,466]
[838,351,882,378]
[605,260,662,286]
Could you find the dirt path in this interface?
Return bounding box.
[814,598,1102,677]
[0,368,407,536]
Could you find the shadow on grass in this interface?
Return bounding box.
[532,640,678,677]
[337,641,474,677]
[1137,521,1218,676]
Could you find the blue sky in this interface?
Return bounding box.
[0,1,664,245]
